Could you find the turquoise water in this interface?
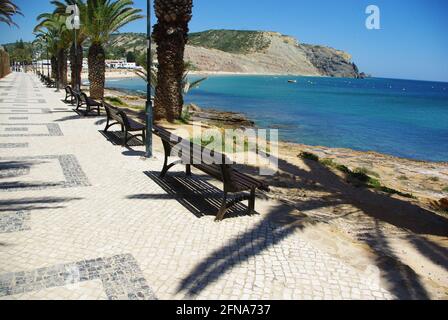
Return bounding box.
[105,76,448,162]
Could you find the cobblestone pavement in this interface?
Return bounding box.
[0,72,396,300]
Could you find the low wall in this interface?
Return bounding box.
[0,47,11,79]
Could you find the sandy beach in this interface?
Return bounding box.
[79,69,141,81]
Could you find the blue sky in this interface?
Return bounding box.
[1,0,447,82]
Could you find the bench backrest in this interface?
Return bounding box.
[80,92,89,104]
[103,102,125,126]
[153,125,236,189]
[65,86,72,94]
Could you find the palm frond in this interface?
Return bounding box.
[0,0,23,27]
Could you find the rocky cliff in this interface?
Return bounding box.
[109,30,361,78]
[184,30,360,77]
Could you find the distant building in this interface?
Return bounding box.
[105,59,137,69]
[68,58,138,70]
[34,60,51,67]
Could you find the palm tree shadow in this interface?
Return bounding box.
[176,155,446,299]
[177,202,305,297]
[0,196,82,212]
[244,156,448,236]
[363,221,430,299]
[406,234,448,271]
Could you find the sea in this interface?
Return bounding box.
[104,75,448,162]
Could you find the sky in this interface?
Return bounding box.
[1,0,447,82]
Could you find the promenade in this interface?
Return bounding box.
[0,72,398,300]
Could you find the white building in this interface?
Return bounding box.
[105,59,137,69]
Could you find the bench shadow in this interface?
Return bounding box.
[94,119,107,126]
[72,109,103,118]
[131,171,256,219]
[98,130,144,147]
[122,148,146,157]
[55,114,84,122]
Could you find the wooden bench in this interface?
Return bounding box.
[76,91,102,116]
[103,102,146,146]
[64,86,75,104]
[41,75,55,88]
[153,125,269,221]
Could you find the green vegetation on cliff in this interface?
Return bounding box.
[188,29,271,54]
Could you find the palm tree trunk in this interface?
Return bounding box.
[88,43,105,99]
[51,56,57,79]
[70,43,83,89]
[58,49,67,86]
[153,28,186,122]
[153,0,193,122]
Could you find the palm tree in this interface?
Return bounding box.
[153,0,193,122]
[35,13,71,86]
[84,0,143,99]
[51,0,88,90]
[34,30,59,79]
[0,0,22,27]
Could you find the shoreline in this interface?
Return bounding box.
[101,86,448,165]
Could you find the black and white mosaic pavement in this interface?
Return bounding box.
[0,98,46,104]
[0,154,91,191]
[0,109,52,115]
[8,117,28,120]
[0,254,156,300]
[4,127,28,132]
[0,164,30,179]
[0,123,63,137]
[0,143,29,148]
[0,211,31,234]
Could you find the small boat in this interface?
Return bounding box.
[288,79,297,83]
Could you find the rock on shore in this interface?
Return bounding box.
[187,104,255,128]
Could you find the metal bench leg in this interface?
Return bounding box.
[248,187,255,214]
[160,152,169,178]
[123,130,128,146]
[104,118,110,132]
[186,164,191,176]
[160,141,170,178]
[215,192,228,221]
